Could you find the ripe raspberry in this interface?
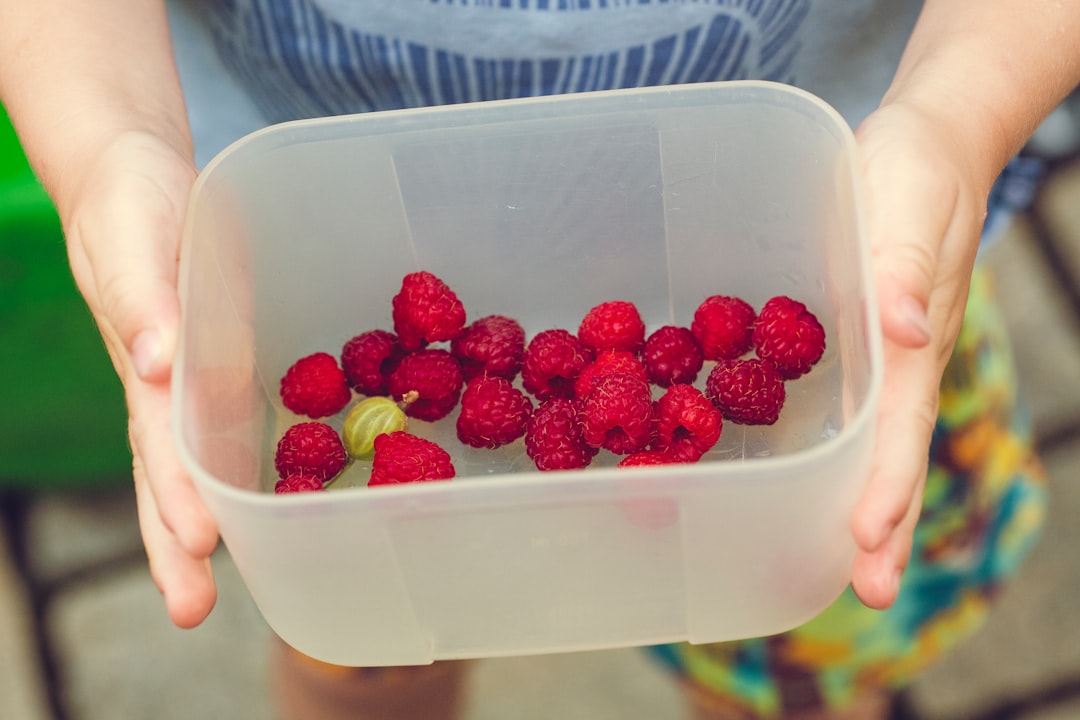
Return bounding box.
[752,296,826,379]
[580,372,655,455]
[368,431,455,486]
[341,330,406,396]
[705,358,786,425]
[691,295,756,361]
[521,329,594,401]
[524,398,598,471]
[643,325,705,387]
[391,271,467,351]
[387,349,464,421]
[274,422,348,481]
[456,375,534,449]
[574,350,648,399]
[450,315,526,382]
[651,384,722,462]
[280,352,351,418]
[577,300,646,354]
[274,473,325,494]
[616,450,682,468]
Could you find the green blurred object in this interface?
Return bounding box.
[0,104,131,490]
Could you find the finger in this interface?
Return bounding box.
[134,458,218,629]
[850,341,939,554]
[127,374,220,560]
[851,478,926,610]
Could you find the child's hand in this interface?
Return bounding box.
[63,131,220,628]
[846,102,987,610]
[843,0,1080,610]
[1,0,222,627]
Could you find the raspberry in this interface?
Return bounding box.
[456,375,534,449]
[651,384,722,462]
[341,330,406,396]
[387,349,464,421]
[577,300,646,355]
[274,473,325,494]
[368,431,455,486]
[274,421,348,481]
[574,350,648,399]
[450,315,526,381]
[643,325,704,387]
[524,398,598,471]
[752,296,826,379]
[391,271,467,351]
[580,372,655,455]
[705,358,786,425]
[521,329,594,401]
[616,450,682,468]
[691,295,756,361]
[280,352,352,418]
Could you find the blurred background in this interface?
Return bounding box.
[2,94,1079,720]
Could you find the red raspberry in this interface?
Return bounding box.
[580,372,654,455]
[691,295,756,361]
[643,326,705,387]
[456,375,534,449]
[578,300,646,355]
[274,422,348,481]
[274,473,325,494]
[340,330,407,396]
[391,271,467,351]
[450,315,526,382]
[616,450,682,468]
[705,358,786,425]
[524,398,598,471]
[752,296,826,379]
[387,349,464,421]
[521,329,594,401]
[651,384,722,462]
[369,431,455,486]
[279,352,351,418]
[574,350,648,399]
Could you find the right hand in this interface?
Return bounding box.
[61,131,221,628]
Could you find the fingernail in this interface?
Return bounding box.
[898,295,931,343]
[132,330,162,379]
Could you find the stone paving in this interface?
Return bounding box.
[1,153,1078,720]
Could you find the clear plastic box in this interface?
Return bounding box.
[173,81,882,667]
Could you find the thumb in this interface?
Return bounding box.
[64,151,194,383]
[856,125,955,350]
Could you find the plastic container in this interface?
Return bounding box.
[173,81,882,667]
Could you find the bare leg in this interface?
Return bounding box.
[687,681,892,720]
[271,639,469,720]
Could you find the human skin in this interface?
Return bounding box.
[1,0,1078,628]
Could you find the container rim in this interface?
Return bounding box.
[194,80,858,183]
[174,80,884,508]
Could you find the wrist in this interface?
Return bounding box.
[881,0,1080,189]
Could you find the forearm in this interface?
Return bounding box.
[884,0,1080,190]
[0,0,192,215]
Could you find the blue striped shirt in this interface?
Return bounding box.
[182,0,916,125]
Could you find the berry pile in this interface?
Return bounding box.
[271,271,826,494]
